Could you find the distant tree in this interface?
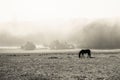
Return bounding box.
[49,40,75,49]
[21,41,36,50]
[49,40,59,49]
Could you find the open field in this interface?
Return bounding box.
[0,49,120,80]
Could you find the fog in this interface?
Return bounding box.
[0,0,120,49]
[1,18,120,49]
[0,19,90,46]
[70,18,120,49]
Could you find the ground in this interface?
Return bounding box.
[0,49,120,80]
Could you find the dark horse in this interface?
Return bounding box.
[79,49,91,58]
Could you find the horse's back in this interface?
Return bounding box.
[85,49,91,53]
[81,49,91,53]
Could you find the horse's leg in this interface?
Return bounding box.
[89,52,91,58]
[89,50,91,58]
[82,53,85,58]
[87,53,90,58]
[87,52,91,58]
[79,52,81,58]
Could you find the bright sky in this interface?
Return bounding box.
[0,0,120,22]
[0,0,120,35]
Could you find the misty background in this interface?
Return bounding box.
[0,0,120,49]
[1,18,120,49]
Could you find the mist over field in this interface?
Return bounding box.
[71,19,120,49]
[0,18,120,49]
[0,0,120,49]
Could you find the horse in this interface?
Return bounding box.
[79,49,91,58]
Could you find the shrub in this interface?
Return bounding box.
[21,41,36,50]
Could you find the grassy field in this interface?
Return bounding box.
[0,49,120,80]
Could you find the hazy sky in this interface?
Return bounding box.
[0,0,120,35]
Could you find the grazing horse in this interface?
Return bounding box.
[79,49,91,58]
